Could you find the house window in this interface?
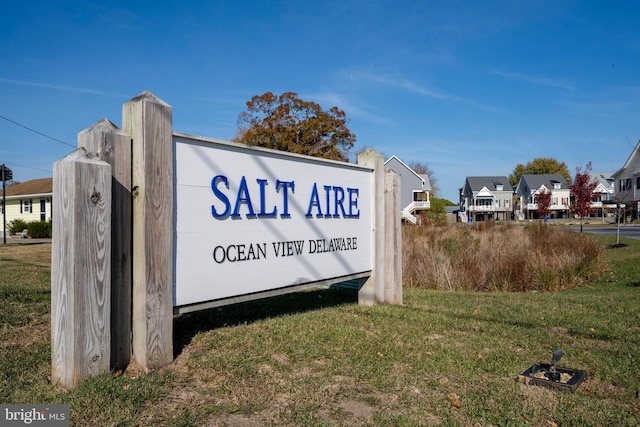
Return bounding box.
[40,199,47,222]
[505,199,510,207]
[21,199,32,214]
[413,191,429,202]
[552,197,558,205]
[636,177,640,190]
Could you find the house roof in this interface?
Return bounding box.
[1,178,53,197]
[384,155,432,191]
[613,139,640,178]
[589,173,614,193]
[517,174,569,193]
[464,176,512,193]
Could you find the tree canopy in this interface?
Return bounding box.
[234,92,356,162]
[535,189,552,219]
[509,157,572,186]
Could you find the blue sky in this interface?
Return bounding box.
[1,1,638,201]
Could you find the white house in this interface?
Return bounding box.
[384,155,431,224]
[588,173,615,217]
[514,174,570,220]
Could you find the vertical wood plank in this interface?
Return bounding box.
[122,91,174,370]
[384,169,403,305]
[51,148,111,388]
[78,119,132,370]
[357,149,385,306]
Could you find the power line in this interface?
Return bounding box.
[0,113,75,148]
[3,161,52,174]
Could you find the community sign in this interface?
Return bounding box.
[173,134,374,308]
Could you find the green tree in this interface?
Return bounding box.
[509,157,572,186]
[234,92,356,162]
[423,198,449,226]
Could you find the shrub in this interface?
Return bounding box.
[26,221,52,238]
[8,219,28,236]
[403,222,603,292]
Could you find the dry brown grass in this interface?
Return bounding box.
[403,222,604,292]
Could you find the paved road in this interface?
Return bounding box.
[562,225,640,240]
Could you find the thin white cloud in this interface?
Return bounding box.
[305,91,391,125]
[490,69,575,91]
[351,71,502,113]
[0,77,127,97]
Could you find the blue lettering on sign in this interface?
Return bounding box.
[211,175,359,219]
[211,175,231,217]
[232,176,256,218]
[211,175,295,219]
[305,183,360,218]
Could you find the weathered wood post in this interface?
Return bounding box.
[384,169,402,304]
[357,149,386,305]
[122,91,174,370]
[51,148,112,388]
[78,119,132,371]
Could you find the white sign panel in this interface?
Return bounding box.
[173,135,373,307]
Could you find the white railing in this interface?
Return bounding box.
[467,205,495,212]
[525,203,570,211]
[404,201,430,213]
[402,210,417,224]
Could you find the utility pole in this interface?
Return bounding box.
[1,164,13,245]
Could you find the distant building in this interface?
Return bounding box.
[514,174,570,220]
[611,139,640,220]
[459,176,513,222]
[1,178,53,232]
[612,140,640,204]
[384,156,431,224]
[587,172,615,217]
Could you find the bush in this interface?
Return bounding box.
[8,219,28,236]
[403,222,603,292]
[26,221,52,238]
[8,220,52,238]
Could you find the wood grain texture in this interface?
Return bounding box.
[51,148,111,388]
[78,119,132,370]
[356,149,384,306]
[122,91,174,370]
[384,170,402,305]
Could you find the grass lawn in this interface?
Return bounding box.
[1,234,639,426]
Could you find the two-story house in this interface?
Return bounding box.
[514,174,570,220]
[588,173,615,217]
[384,155,431,224]
[459,176,513,222]
[1,178,53,234]
[612,139,640,204]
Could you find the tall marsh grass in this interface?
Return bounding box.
[403,221,604,292]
